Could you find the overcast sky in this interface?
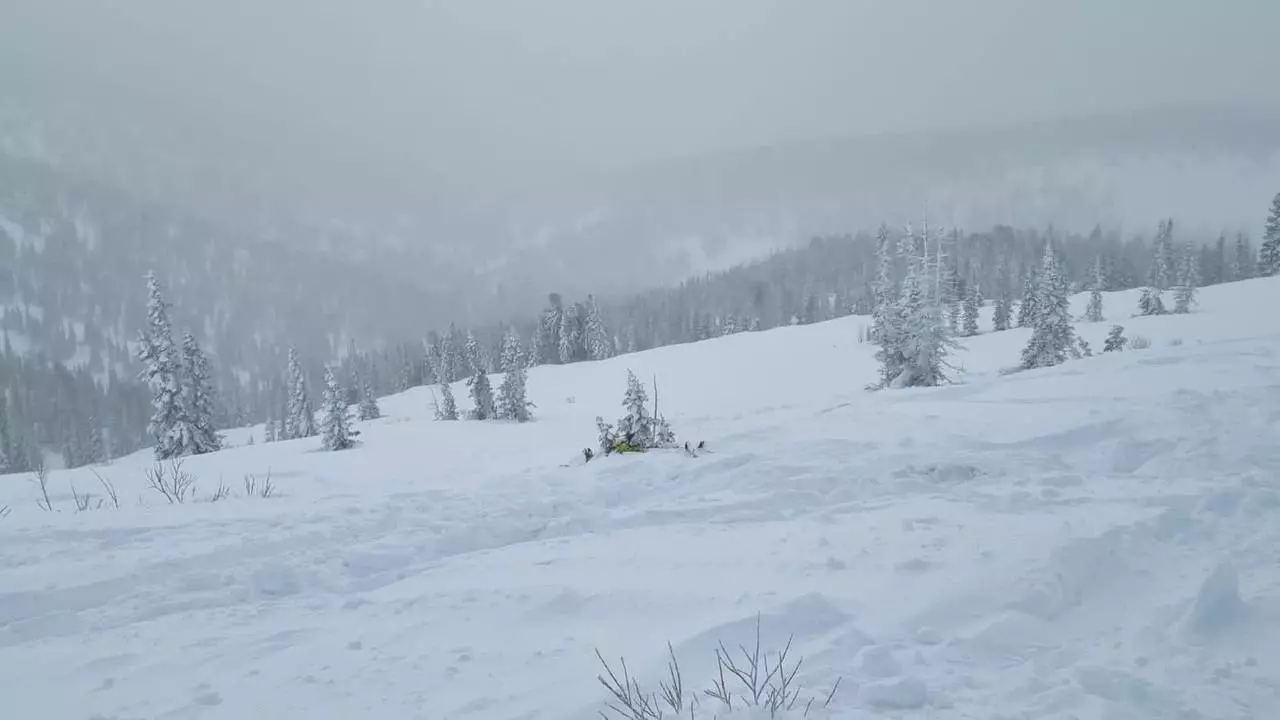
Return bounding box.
[5,0,1279,187]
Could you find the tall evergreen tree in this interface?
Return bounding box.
[286,347,317,438]
[961,283,981,337]
[871,224,904,386]
[559,302,583,364]
[1021,248,1075,370]
[435,381,459,421]
[539,294,564,364]
[137,271,189,459]
[583,295,613,361]
[1260,192,1280,276]
[1173,241,1200,314]
[616,370,654,447]
[1149,218,1174,290]
[1017,265,1039,327]
[499,326,525,373]
[181,332,222,454]
[894,227,958,388]
[1233,231,1254,281]
[467,370,496,420]
[992,294,1012,331]
[464,330,484,376]
[1084,256,1105,322]
[497,363,533,422]
[319,367,357,451]
[357,378,381,421]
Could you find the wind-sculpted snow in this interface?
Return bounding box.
[3,278,1280,718]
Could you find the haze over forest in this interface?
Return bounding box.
[0,0,1279,466]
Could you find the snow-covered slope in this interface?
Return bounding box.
[4,279,1280,719]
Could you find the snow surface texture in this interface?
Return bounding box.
[4,279,1280,719]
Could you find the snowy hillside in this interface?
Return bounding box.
[4,278,1280,719]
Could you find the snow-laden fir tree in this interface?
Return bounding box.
[1103,325,1127,352]
[595,416,616,454]
[1084,256,1105,322]
[583,295,613,361]
[961,283,981,337]
[1233,232,1255,281]
[319,367,357,451]
[435,380,459,420]
[1173,241,1200,314]
[286,347,317,438]
[1260,192,1280,276]
[497,362,533,422]
[467,370,496,420]
[499,326,525,373]
[181,332,222,454]
[464,330,484,376]
[539,294,564,364]
[1138,286,1166,316]
[1149,218,1174,290]
[892,227,959,388]
[137,271,190,459]
[616,370,654,447]
[870,223,904,386]
[559,302,581,364]
[1017,265,1039,327]
[1020,247,1075,370]
[357,378,381,420]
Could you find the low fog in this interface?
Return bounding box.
[5,0,1279,187]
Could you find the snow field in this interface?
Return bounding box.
[3,278,1280,718]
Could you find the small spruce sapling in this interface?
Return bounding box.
[1103,325,1127,352]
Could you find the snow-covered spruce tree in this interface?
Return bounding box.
[1260,192,1280,276]
[893,230,958,388]
[1149,218,1174,291]
[497,363,533,422]
[539,294,564,364]
[435,381,459,420]
[559,302,585,364]
[1103,325,1127,352]
[870,223,904,386]
[136,271,190,459]
[464,330,484,376]
[181,332,223,454]
[1084,256,1105,322]
[1234,231,1255,281]
[1020,248,1075,370]
[1016,265,1039,327]
[961,283,981,337]
[286,347,318,438]
[467,370,496,420]
[499,326,525,373]
[1173,241,1200,314]
[583,294,613,361]
[992,293,1012,331]
[595,416,616,454]
[357,378,381,421]
[1138,286,1166,316]
[616,370,654,447]
[320,367,357,451]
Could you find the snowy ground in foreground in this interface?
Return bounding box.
[4,279,1280,720]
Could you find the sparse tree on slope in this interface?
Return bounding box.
[1103,325,1128,352]
[137,271,190,459]
[181,332,222,454]
[1021,247,1075,370]
[583,295,613,361]
[1260,192,1280,276]
[1138,287,1166,316]
[320,367,357,451]
[286,347,317,439]
[992,293,1012,331]
[1085,256,1105,322]
[467,370,496,420]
